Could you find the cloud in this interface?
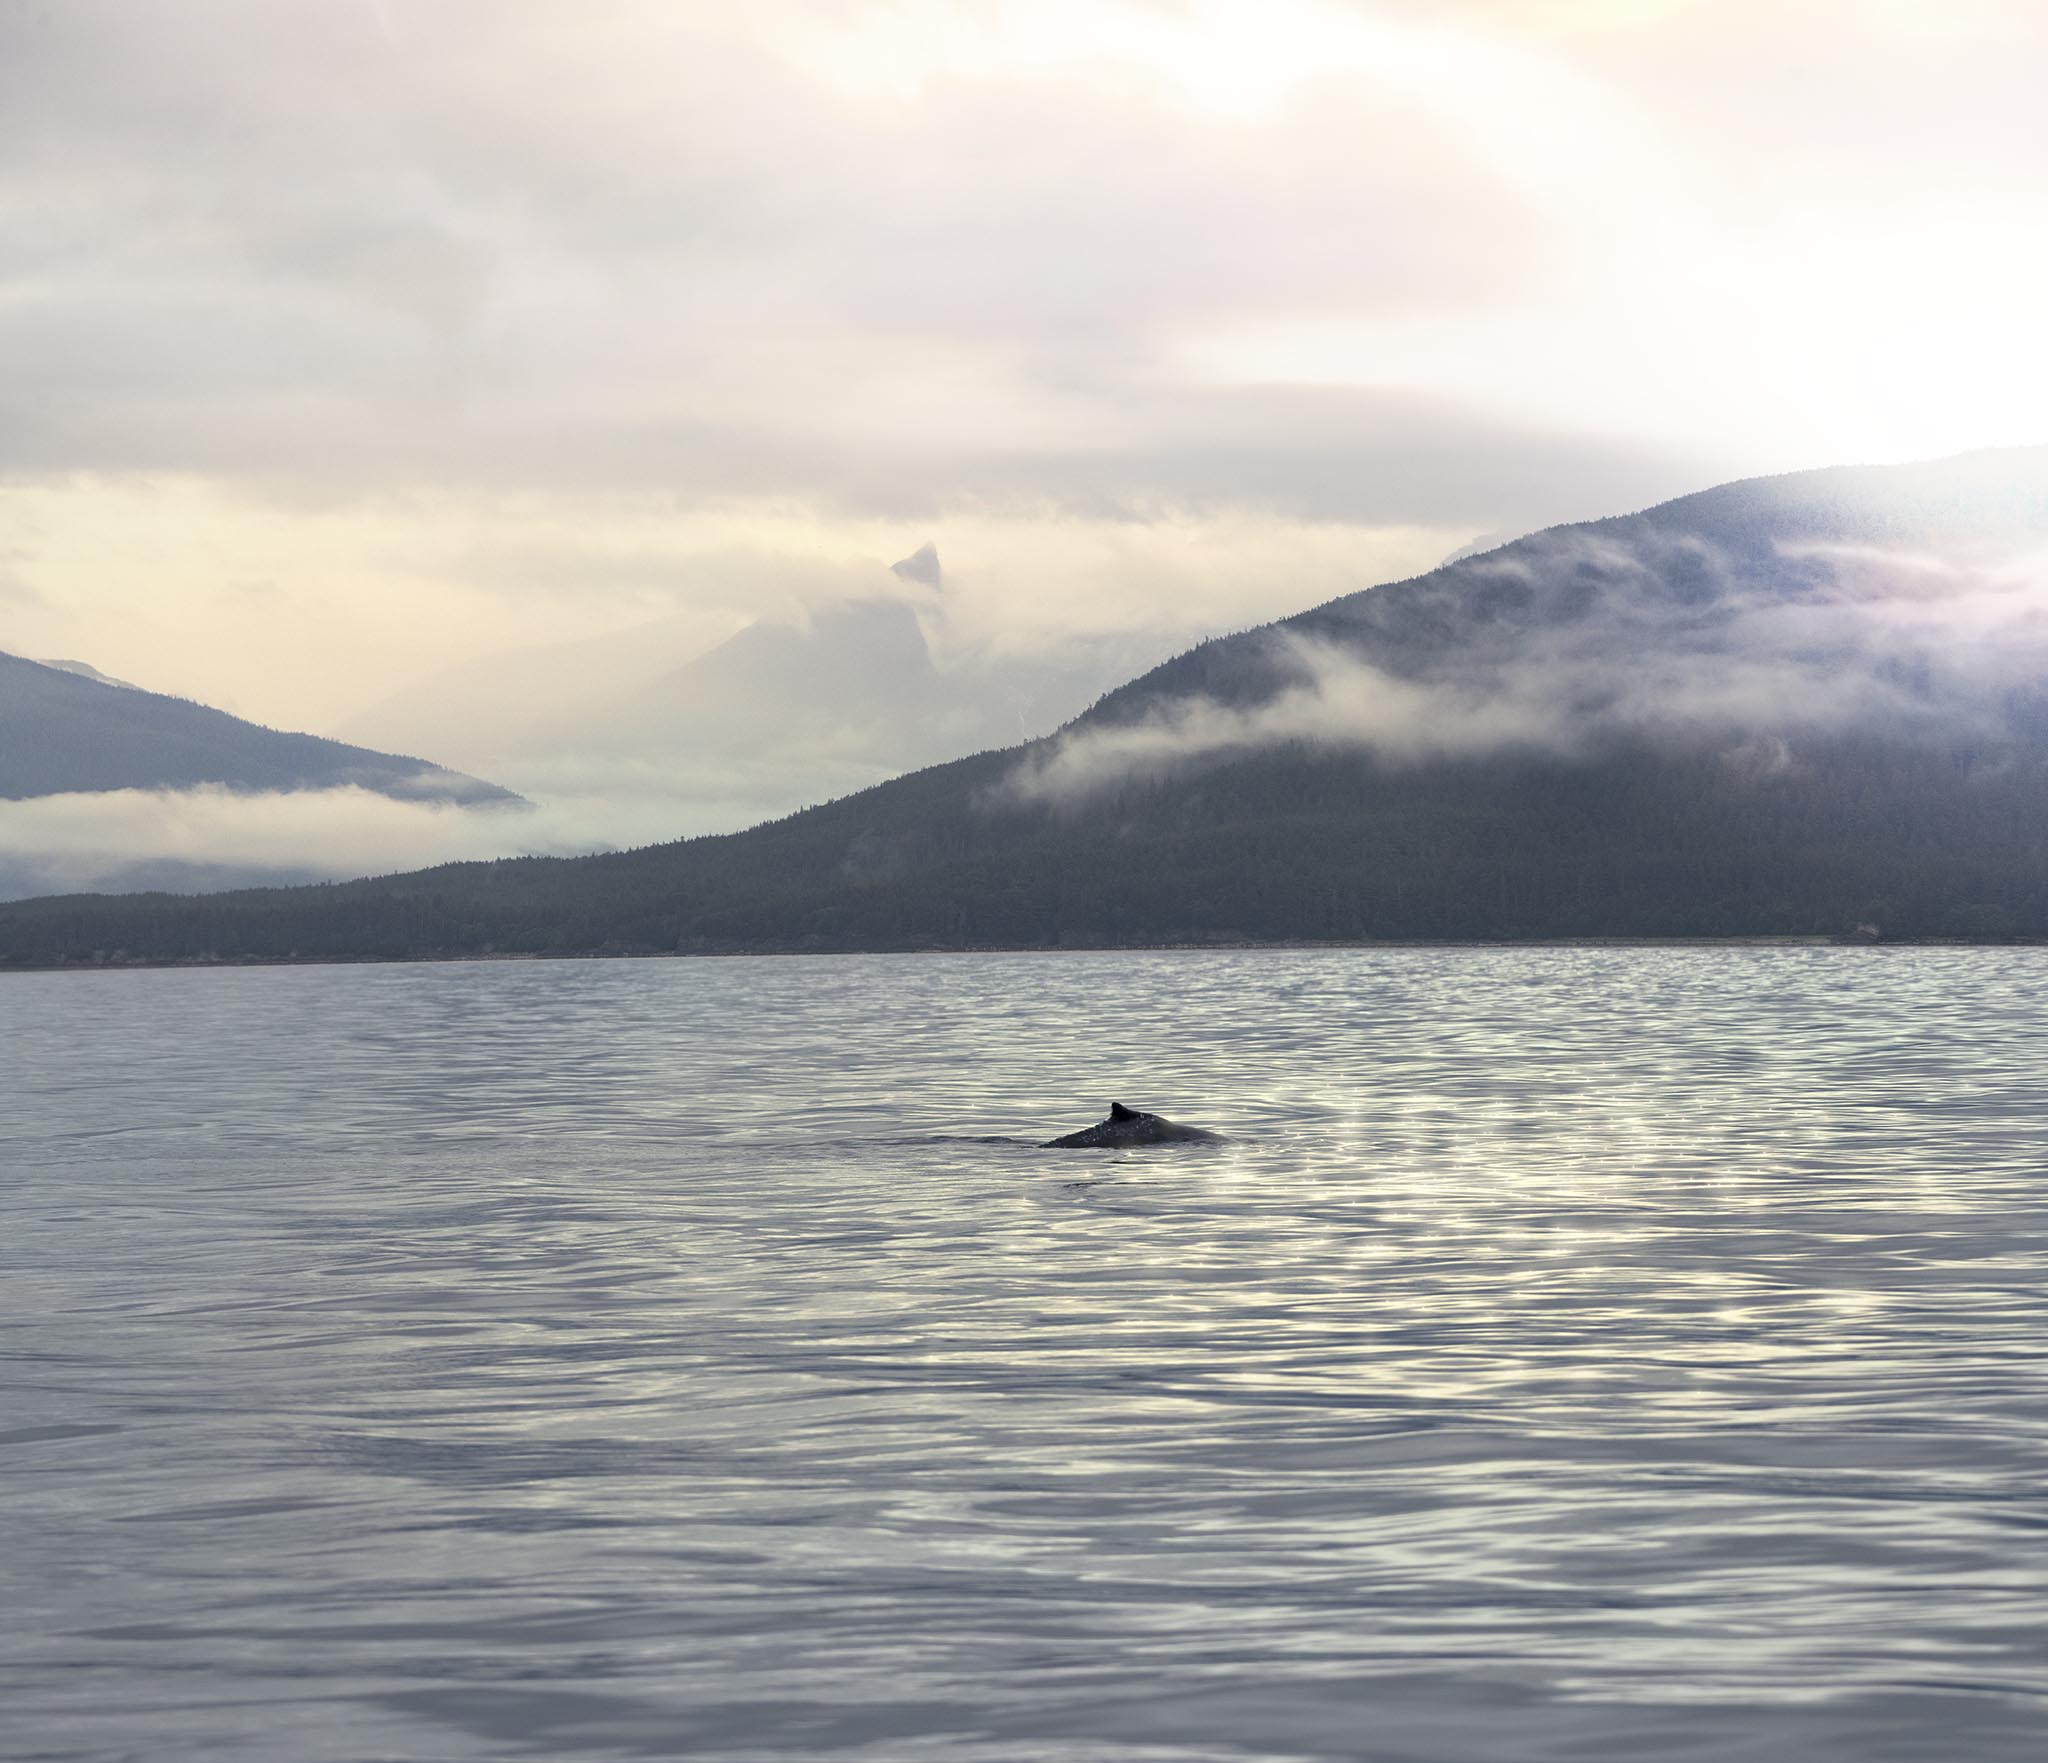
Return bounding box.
[0,785,679,903]
[0,1,1557,507]
[6,0,2047,833]
[5,1,2042,511]
[1007,637,1567,800]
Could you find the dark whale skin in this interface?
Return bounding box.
[1043,1102,1225,1149]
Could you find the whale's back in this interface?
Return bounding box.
[1044,1102,1224,1149]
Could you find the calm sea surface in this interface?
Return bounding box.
[5,948,2048,1761]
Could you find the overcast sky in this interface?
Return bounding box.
[3,0,2044,732]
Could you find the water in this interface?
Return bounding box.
[4,948,2048,1761]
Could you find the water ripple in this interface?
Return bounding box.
[5,948,2048,1759]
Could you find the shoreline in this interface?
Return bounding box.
[8,933,2043,976]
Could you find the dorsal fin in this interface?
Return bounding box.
[1109,1102,1139,1122]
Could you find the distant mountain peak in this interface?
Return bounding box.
[37,657,138,691]
[1436,532,1515,568]
[890,542,943,590]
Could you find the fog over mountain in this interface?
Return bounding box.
[9,447,2048,964]
[0,548,1189,902]
[334,548,1189,835]
[0,652,523,900]
[1018,447,2048,797]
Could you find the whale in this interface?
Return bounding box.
[1043,1102,1225,1149]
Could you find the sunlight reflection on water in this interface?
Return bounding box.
[5,948,2048,1760]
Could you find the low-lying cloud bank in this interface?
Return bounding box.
[1010,642,1565,799]
[0,787,692,902]
[1007,538,2048,801]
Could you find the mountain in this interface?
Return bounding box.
[0,651,522,804]
[591,593,1173,784]
[7,446,2048,966]
[332,553,1183,836]
[36,658,138,690]
[607,596,955,763]
[328,607,752,781]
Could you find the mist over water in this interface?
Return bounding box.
[6,949,2048,1761]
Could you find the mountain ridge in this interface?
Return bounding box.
[0,650,523,805]
[6,446,2048,967]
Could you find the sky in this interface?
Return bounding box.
[3,0,2045,793]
